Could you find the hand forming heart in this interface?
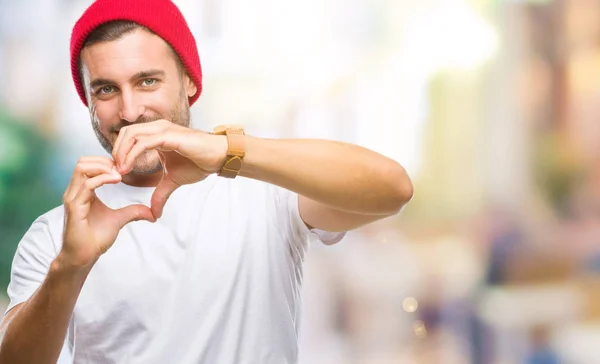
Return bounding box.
[112,119,228,218]
[58,120,228,269]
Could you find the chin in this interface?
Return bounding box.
[131,163,163,176]
[130,152,163,175]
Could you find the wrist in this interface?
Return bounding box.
[210,125,246,178]
[211,134,229,175]
[52,251,97,276]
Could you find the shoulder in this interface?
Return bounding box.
[19,204,65,254]
[35,204,65,232]
[38,204,65,224]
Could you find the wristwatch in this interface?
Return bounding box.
[212,125,245,178]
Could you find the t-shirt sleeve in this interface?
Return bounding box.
[5,216,75,363]
[273,186,346,251]
[6,218,58,314]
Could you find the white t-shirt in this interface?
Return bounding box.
[6,175,344,364]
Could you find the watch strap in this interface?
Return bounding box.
[212,125,245,178]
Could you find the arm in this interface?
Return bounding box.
[0,258,89,364]
[239,137,414,232]
[0,157,153,363]
[110,121,413,232]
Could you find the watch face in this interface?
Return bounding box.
[212,125,228,135]
[214,125,245,134]
[226,128,245,135]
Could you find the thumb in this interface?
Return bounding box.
[151,178,180,219]
[114,204,155,229]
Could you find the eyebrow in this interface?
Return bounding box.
[89,69,166,90]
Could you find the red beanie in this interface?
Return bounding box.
[70,0,202,107]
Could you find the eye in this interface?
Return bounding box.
[141,78,157,86]
[97,86,115,94]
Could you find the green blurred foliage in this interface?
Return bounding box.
[0,107,62,291]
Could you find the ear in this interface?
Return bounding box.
[185,75,198,98]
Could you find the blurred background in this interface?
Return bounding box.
[2,0,600,362]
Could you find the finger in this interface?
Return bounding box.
[113,121,170,172]
[72,170,122,206]
[68,158,115,188]
[113,121,170,171]
[114,204,156,227]
[151,178,180,219]
[112,125,137,169]
[64,162,118,202]
[121,134,173,175]
[75,156,115,168]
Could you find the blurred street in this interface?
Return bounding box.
[3,0,600,363]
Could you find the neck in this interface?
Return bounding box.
[121,171,163,187]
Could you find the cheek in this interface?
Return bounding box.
[145,89,179,115]
[92,101,120,132]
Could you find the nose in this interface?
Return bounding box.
[118,88,146,123]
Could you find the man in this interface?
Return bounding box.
[0,0,413,363]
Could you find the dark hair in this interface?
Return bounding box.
[83,20,143,46]
[77,20,185,90]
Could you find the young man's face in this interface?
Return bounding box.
[80,28,197,175]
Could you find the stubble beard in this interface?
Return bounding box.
[90,90,190,176]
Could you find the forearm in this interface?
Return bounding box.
[239,137,413,215]
[0,256,91,364]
